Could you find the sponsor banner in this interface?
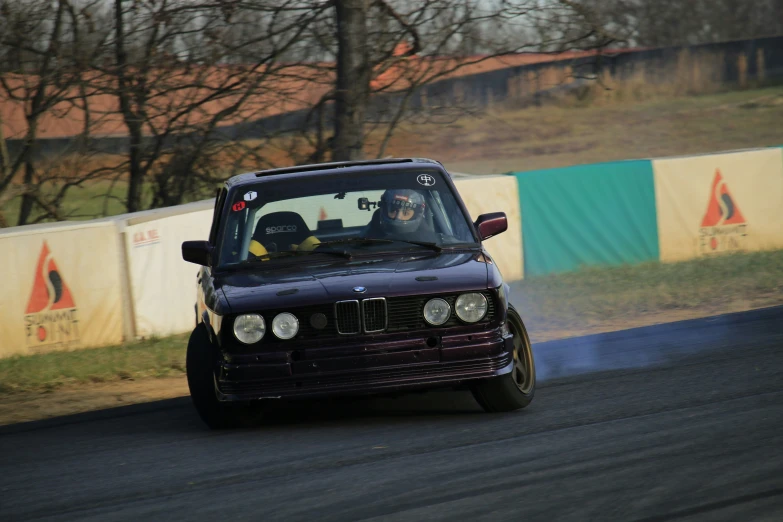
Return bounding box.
[653,148,783,262]
[454,176,524,281]
[0,222,124,358]
[124,209,214,338]
[513,160,660,276]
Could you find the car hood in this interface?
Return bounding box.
[216,251,491,314]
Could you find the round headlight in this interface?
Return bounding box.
[455,293,488,323]
[233,314,265,344]
[272,312,299,340]
[423,298,451,326]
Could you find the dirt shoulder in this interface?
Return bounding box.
[524,295,783,343]
[0,377,189,427]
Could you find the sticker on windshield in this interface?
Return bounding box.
[232,201,246,212]
[417,174,436,187]
[244,191,257,202]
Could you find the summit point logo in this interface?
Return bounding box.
[701,170,746,227]
[24,242,80,348]
[698,170,748,254]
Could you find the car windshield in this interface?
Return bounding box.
[216,167,478,268]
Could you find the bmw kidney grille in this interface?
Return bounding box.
[335,300,361,334]
[335,298,388,334]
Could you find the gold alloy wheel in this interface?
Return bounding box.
[509,311,535,394]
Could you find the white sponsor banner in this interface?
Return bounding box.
[653,148,783,262]
[0,222,124,358]
[454,175,524,280]
[124,209,214,338]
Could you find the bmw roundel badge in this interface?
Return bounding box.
[353,286,367,293]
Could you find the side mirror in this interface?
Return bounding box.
[182,240,213,266]
[474,212,507,241]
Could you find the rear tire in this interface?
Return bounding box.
[186,323,244,429]
[471,305,536,413]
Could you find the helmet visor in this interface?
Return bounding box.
[385,192,423,222]
[386,207,417,221]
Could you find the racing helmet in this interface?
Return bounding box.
[379,188,426,235]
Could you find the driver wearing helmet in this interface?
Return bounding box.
[372,188,435,241]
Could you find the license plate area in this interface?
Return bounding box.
[291,348,440,374]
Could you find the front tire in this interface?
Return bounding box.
[186,323,244,429]
[471,305,536,412]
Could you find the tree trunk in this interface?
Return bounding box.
[332,0,370,161]
[126,127,143,212]
[114,0,143,212]
[17,160,36,225]
[16,0,66,225]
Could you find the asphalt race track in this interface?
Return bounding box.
[1,306,782,522]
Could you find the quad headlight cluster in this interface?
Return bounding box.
[233,312,300,344]
[234,292,489,343]
[423,293,488,326]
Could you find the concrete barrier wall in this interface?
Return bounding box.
[121,206,215,339]
[511,160,659,277]
[453,175,524,281]
[509,145,783,276]
[0,222,125,358]
[653,148,783,262]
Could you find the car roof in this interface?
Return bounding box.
[225,158,446,188]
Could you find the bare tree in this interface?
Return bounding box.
[582,0,783,48]
[300,0,620,162]
[95,0,333,211]
[0,0,71,225]
[0,0,109,226]
[1,0,624,224]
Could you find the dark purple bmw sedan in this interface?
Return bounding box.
[182,158,535,429]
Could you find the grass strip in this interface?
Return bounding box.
[514,249,783,333]
[0,334,189,393]
[1,249,782,394]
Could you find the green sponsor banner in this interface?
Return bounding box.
[512,160,659,276]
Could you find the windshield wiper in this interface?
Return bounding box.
[248,249,352,261]
[389,239,442,252]
[314,238,394,247]
[314,237,442,252]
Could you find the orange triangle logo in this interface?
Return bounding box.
[25,242,76,314]
[701,170,746,227]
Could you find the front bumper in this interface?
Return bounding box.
[215,327,514,401]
